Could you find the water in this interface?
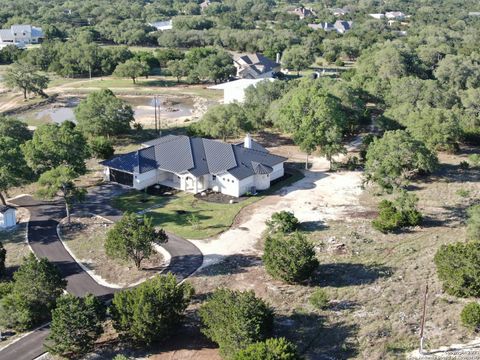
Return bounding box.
[19,95,196,127]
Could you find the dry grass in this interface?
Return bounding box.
[186,150,480,360]
[0,208,31,277]
[60,214,165,287]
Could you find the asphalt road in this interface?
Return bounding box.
[0,186,203,360]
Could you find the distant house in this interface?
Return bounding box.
[290,7,316,19]
[0,206,16,228]
[468,12,480,16]
[149,20,173,31]
[209,78,276,104]
[0,25,44,48]
[200,0,211,11]
[385,11,406,20]
[369,13,385,19]
[101,135,287,197]
[331,7,350,16]
[308,20,352,34]
[233,53,280,79]
[334,20,353,34]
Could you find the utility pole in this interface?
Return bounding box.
[419,284,429,355]
[157,95,161,135]
[154,96,158,134]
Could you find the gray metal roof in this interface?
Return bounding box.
[102,135,287,180]
[0,29,14,41]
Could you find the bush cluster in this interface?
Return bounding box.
[266,211,299,234]
[461,302,480,331]
[372,191,422,233]
[263,232,318,284]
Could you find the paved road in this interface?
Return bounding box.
[0,185,203,360]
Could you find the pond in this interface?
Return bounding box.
[18,95,206,128]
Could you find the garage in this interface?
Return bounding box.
[109,168,133,187]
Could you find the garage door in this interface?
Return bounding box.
[109,169,133,187]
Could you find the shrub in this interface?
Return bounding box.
[344,156,359,170]
[46,294,106,358]
[0,282,12,299]
[111,273,193,345]
[372,191,422,233]
[234,337,303,360]
[461,302,480,331]
[309,288,329,310]
[88,136,114,159]
[266,211,299,234]
[456,189,470,198]
[263,232,318,283]
[335,59,345,67]
[459,160,470,170]
[434,241,480,297]
[467,205,480,241]
[199,288,274,358]
[0,254,66,331]
[468,154,480,168]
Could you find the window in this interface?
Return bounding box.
[212,175,216,181]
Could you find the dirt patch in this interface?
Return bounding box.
[60,214,165,287]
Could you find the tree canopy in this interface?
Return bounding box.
[75,89,135,137]
[22,121,89,175]
[5,61,49,100]
[114,59,149,84]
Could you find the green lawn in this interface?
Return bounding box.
[112,170,304,239]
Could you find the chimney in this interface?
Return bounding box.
[276,52,281,64]
[244,133,252,149]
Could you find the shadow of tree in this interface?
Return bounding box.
[276,312,359,359]
[312,263,393,287]
[192,254,262,278]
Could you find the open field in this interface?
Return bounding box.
[60,214,165,287]
[178,150,480,360]
[112,170,304,240]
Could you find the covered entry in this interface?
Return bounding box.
[109,169,133,187]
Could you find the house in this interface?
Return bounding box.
[0,25,44,48]
[209,78,275,104]
[233,53,280,79]
[468,12,480,16]
[200,0,211,11]
[334,20,353,34]
[101,135,287,198]
[0,206,16,228]
[149,20,173,31]
[308,21,352,34]
[385,11,406,20]
[290,7,316,19]
[331,7,350,16]
[369,13,385,19]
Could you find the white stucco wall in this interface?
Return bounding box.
[254,174,270,190]
[213,172,241,197]
[270,163,285,181]
[133,169,159,190]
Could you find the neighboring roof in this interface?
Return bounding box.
[102,135,287,181]
[0,29,14,41]
[0,205,15,214]
[208,78,275,91]
[234,53,280,76]
[335,20,353,32]
[149,20,172,30]
[11,24,32,34]
[469,12,480,16]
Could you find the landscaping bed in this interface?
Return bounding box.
[113,170,305,240]
[59,214,165,287]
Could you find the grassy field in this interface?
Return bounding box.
[113,170,304,239]
[60,215,165,286]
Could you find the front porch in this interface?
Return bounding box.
[157,171,208,194]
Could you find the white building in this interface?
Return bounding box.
[208,78,275,104]
[0,25,44,48]
[0,206,16,228]
[308,21,353,34]
[369,13,385,19]
[385,11,406,20]
[101,135,286,198]
[149,20,173,31]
